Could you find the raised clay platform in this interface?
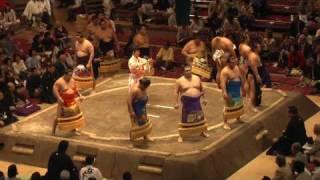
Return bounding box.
[0,74,318,180]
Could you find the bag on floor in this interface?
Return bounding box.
[15,103,41,116]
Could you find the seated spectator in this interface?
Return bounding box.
[41,64,57,103]
[251,0,267,18]
[261,31,277,61]
[26,68,42,99]
[267,106,308,156]
[25,51,41,71]
[30,172,42,180]
[132,8,148,28]
[7,82,27,106]
[208,12,223,37]
[55,50,72,77]
[67,0,82,22]
[45,140,78,180]
[155,0,170,11]
[31,33,45,55]
[123,172,132,180]
[306,124,320,160]
[167,7,177,28]
[238,0,254,29]
[2,6,20,30]
[79,155,103,180]
[278,35,292,68]
[124,28,137,57]
[54,21,70,49]
[288,44,306,75]
[290,15,305,38]
[0,90,17,127]
[102,0,114,18]
[225,0,239,18]
[42,31,55,52]
[299,0,313,17]
[208,0,225,20]
[7,164,21,180]
[222,15,242,43]
[0,33,18,57]
[23,0,42,25]
[271,155,293,180]
[292,160,311,180]
[189,15,204,34]
[141,0,154,16]
[11,54,27,79]
[155,42,174,71]
[291,142,308,165]
[176,26,192,47]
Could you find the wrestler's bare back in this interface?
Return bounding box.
[177,75,202,97]
[211,37,235,55]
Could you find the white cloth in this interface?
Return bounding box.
[79,165,103,180]
[12,60,27,75]
[23,0,40,20]
[128,55,148,89]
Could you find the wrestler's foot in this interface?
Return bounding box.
[178,136,183,143]
[252,107,260,113]
[72,129,81,136]
[236,118,245,124]
[90,90,96,95]
[201,132,209,137]
[223,123,232,130]
[144,136,154,142]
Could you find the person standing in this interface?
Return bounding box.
[175,65,208,142]
[52,68,85,135]
[75,33,95,92]
[127,77,152,141]
[128,48,149,91]
[220,53,245,130]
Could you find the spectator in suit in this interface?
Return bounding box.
[291,142,308,165]
[0,90,17,127]
[306,124,320,161]
[55,51,71,77]
[290,15,305,37]
[271,155,293,180]
[41,64,58,104]
[267,106,308,156]
[292,160,311,180]
[45,140,78,180]
[7,164,21,180]
[132,8,147,28]
[26,68,42,99]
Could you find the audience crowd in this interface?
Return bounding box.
[264,107,320,180]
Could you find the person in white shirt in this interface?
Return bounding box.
[189,15,204,34]
[79,155,103,180]
[128,48,149,91]
[12,55,27,76]
[3,7,20,29]
[23,0,42,22]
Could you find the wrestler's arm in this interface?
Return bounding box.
[250,54,262,83]
[127,90,136,117]
[175,80,181,108]
[73,81,84,100]
[181,42,192,58]
[239,67,246,97]
[220,70,228,100]
[53,81,63,104]
[88,43,95,67]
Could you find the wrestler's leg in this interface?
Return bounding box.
[52,104,61,135]
[248,75,259,112]
[216,71,221,88]
[223,116,232,130]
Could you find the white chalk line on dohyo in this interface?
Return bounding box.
[11,77,287,144]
